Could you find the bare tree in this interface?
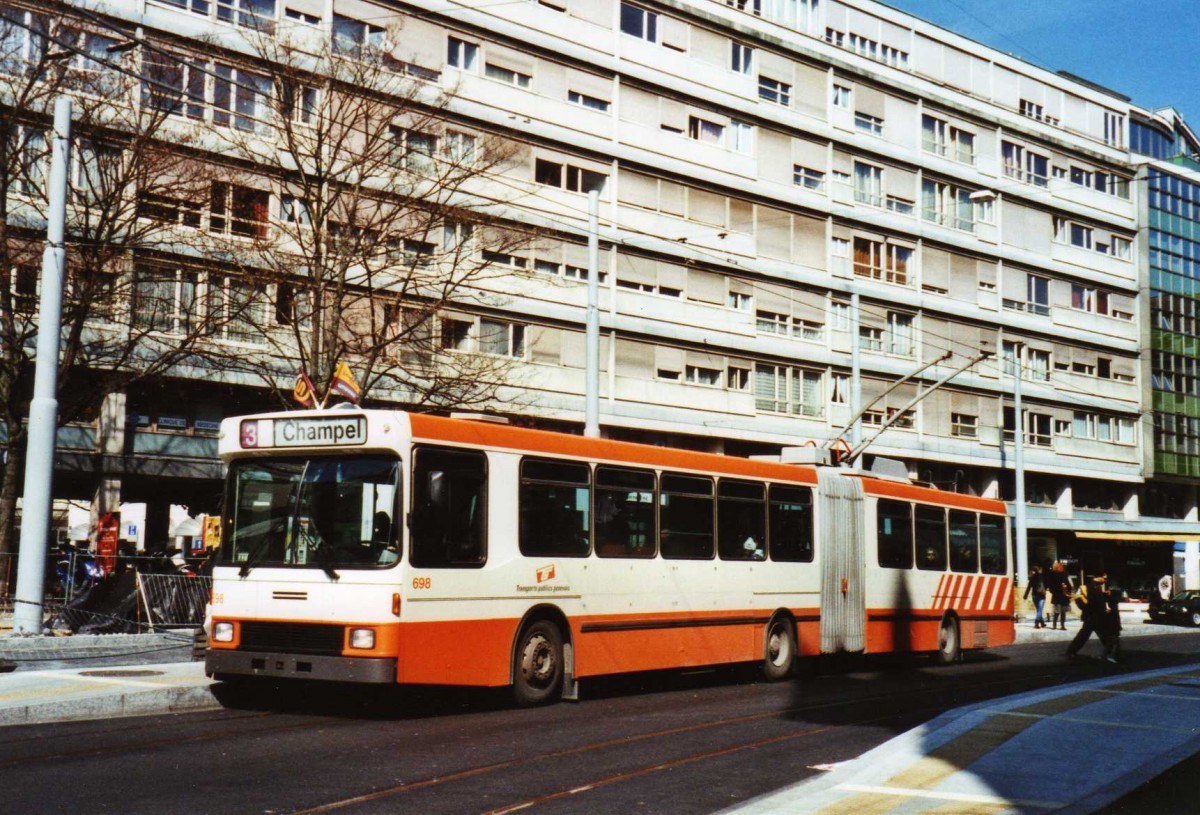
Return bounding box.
[0,4,248,589]
[225,18,537,407]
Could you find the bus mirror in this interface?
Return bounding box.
[428,471,446,508]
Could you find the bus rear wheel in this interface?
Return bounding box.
[512,620,563,707]
[762,616,796,681]
[936,617,961,665]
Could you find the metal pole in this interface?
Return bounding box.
[1013,346,1029,589]
[849,292,861,448]
[12,97,71,635]
[584,190,600,438]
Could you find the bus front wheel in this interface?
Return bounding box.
[762,616,796,681]
[936,617,961,665]
[512,620,563,707]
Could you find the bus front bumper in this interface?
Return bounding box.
[205,649,398,684]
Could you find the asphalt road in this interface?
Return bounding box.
[4,634,1200,815]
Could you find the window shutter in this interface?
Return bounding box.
[616,339,655,377]
[792,137,827,170]
[566,68,611,100]
[755,282,791,314]
[659,15,688,52]
[759,49,792,80]
[757,207,791,260]
[688,270,725,304]
[690,27,727,67]
[660,98,689,131]
[529,326,563,364]
[688,189,726,226]
[620,86,659,123]
[793,62,826,116]
[656,345,685,373]
[793,215,826,269]
[657,262,687,291]
[922,247,950,291]
[619,254,657,285]
[618,169,658,207]
[855,85,886,117]
[395,18,445,68]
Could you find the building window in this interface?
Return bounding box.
[854,112,883,136]
[727,291,752,311]
[853,238,910,286]
[858,326,883,352]
[731,41,753,74]
[727,366,751,390]
[886,312,914,357]
[1104,111,1125,148]
[568,90,609,111]
[852,162,882,207]
[279,195,311,226]
[390,127,437,172]
[479,318,526,357]
[1019,99,1058,126]
[728,120,754,154]
[921,180,976,232]
[280,81,318,125]
[534,158,608,195]
[444,131,477,165]
[1006,274,1049,315]
[685,365,722,386]
[1071,284,1112,315]
[485,62,532,88]
[758,76,790,106]
[921,115,974,164]
[830,300,850,329]
[133,265,197,335]
[793,165,825,191]
[1002,141,1049,187]
[332,14,384,55]
[831,84,851,109]
[209,275,265,343]
[755,364,823,417]
[213,64,271,132]
[209,182,269,239]
[447,37,479,71]
[689,116,724,145]
[620,3,658,42]
[951,413,977,438]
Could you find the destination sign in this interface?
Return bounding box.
[239,416,367,449]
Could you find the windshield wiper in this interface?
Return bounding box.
[237,519,286,578]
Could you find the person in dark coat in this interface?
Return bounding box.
[1066,572,1114,660]
[1046,561,1072,630]
[1023,565,1048,628]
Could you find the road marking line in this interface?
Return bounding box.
[60,673,180,691]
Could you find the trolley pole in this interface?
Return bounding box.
[584,190,600,438]
[849,292,862,448]
[1013,346,1029,590]
[13,97,72,635]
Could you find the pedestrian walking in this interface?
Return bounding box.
[1047,561,1071,630]
[1023,564,1048,628]
[1102,586,1123,663]
[1065,572,1115,661]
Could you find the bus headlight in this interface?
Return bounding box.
[212,622,235,643]
[349,628,375,649]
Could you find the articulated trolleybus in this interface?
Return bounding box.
[206,408,1014,705]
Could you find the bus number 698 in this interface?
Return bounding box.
[412,576,432,590]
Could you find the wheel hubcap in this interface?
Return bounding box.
[521,635,554,686]
[768,625,789,665]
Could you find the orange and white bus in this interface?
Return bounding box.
[205,408,1014,705]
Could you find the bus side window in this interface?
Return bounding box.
[519,458,591,558]
[979,514,1007,574]
[948,510,979,573]
[410,447,487,568]
[594,466,656,558]
[718,479,766,561]
[769,484,813,563]
[915,506,947,571]
[877,499,913,569]
[660,473,714,559]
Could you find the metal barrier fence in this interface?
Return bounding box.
[1,551,210,633]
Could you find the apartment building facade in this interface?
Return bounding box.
[5,0,1196,592]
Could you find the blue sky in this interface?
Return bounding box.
[882,0,1198,124]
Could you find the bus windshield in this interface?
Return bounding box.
[223,455,401,571]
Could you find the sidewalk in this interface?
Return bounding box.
[728,616,1200,815]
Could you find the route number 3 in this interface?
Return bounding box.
[412,576,432,590]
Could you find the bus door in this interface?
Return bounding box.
[817,470,865,654]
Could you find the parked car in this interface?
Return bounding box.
[1149,590,1200,626]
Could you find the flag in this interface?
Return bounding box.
[328,360,361,403]
[293,369,318,409]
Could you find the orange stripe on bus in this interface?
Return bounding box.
[859,477,1007,513]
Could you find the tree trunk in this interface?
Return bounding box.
[0,435,24,599]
